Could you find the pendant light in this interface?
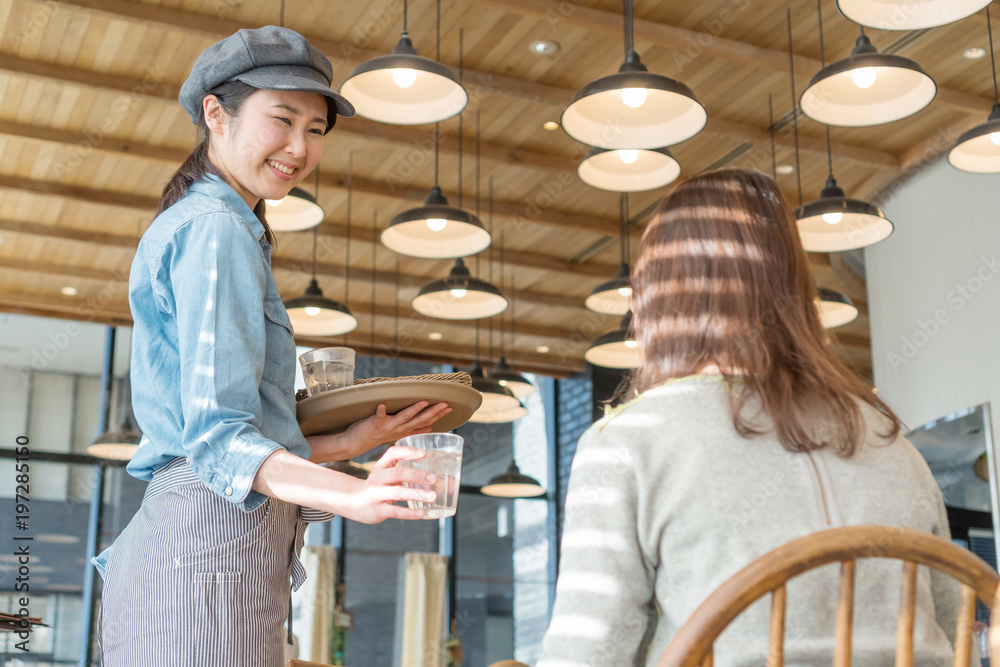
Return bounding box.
[411,111,507,320]
[262,1,330,231]
[800,23,936,127]
[791,5,894,252]
[817,287,859,328]
[578,146,681,192]
[585,310,643,369]
[586,194,633,315]
[339,0,467,125]
[492,266,536,398]
[949,7,1000,173]
[837,0,991,31]
[283,161,358,336]
[481,462,546,498]
[89,328,141,461]
[381,126,490,258]
[561,0,706,149]
[265,187,325,232]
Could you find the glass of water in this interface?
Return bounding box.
[299,347,355,396]
[395,433,464,519]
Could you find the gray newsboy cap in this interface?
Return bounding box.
[179,25,354,133]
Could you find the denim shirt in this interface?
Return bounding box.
[93,174,310,574]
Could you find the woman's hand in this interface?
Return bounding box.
[343,446,437,524]
[305,401,451,464]
[252,447,437,524]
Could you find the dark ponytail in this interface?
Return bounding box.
[155,81,276,248]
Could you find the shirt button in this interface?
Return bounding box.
[224,487,233,496]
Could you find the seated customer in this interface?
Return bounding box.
[538,168,960,666]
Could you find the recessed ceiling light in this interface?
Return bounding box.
[964,47,987,60]
[428,332,443,340]
[775,164,795,175]
[530,40,560,55]
[60,286,78,296]
[543,121,560,131]
[536,345,550,353]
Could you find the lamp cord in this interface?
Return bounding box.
[370,211,377,355]
[345,155,351,304]
[394,258,400,376]
[510,272,517,366]
[768,94,777,180]
[436,0,441,61]
[403,0,408,34]
[279,0,284,27]
[623,0,635,60]
[787,9,803,207]
[457,30,464,210]
[817,0,834,180]
[311,227,318,280]
[989,6,999,105]
[624,193,631,264]
[434,123,440,187]
[476,110,481,218]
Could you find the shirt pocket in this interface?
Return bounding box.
[261,296,295,396]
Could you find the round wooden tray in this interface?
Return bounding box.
[296,379,483,437]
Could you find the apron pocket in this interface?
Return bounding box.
[183,572,244,667]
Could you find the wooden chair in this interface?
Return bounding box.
[657,525,1000,667]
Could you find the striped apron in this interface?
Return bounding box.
[97,457,333,667]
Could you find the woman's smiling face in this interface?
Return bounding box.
[204,88,328,209]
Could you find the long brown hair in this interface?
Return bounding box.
[155,81,275,248]
[631,168,901,456]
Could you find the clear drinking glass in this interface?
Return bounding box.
[395,433,464,519]
[299,347,356,396]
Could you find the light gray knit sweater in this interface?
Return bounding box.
[538,376,963,667]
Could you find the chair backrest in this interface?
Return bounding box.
[657,525,999,667]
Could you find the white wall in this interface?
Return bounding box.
[867,159,1000,433]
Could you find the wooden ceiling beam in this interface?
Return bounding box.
[0,216,588,310]
[2,21,900,169]
[0,291,583,375]
[0,117,624,237]
[477,0,995,117]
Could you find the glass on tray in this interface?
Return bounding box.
[299,347,356,396]
[395,433,464,519]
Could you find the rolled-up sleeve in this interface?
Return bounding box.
[165,212,284,510]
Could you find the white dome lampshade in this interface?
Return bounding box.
[585,311,644,369]
[949,104,1000,172]
[836,0,992,30]
[88,428,141,460]
[381,186,491,258]
[481,462,546,497]
[795,175,894,252]
[468,363,526,423]
[586,263,632,316]
[284,279,358,336]
[339,33,467,125]
[491,357,536,398]
[411,258,508,320]
[800,32,936,127]
[817,287,859,329]
[578,147,682,192]
[265,187,325,231]
[561,0,706,149]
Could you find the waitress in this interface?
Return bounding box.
[93,26,450,666]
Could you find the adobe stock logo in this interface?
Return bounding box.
[886,255,1000,371]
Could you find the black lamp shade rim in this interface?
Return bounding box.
[94,429,143,446]
[589,275,632,297]
[804,52,935,92]
[795,197,886,220]
[585,146,675,159]
[486,470,543,487]
[568,71,702,110]
[953,119,1000,149]
[416,276,504,299]
[817,288,855,308]
[472,376,517,399]
[286,187,317,204]
[345,52,464,89]
[491,369,533,387]
[592,327,636,348]
[388,205,486,230]
[283,294,355,317]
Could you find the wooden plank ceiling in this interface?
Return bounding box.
[1,0,993,377]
